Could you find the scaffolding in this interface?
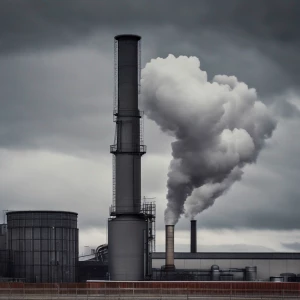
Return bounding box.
[141,201,156,253]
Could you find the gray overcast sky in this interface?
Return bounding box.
[0,0,300,253]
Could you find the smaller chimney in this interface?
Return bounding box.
[190,220,197,253]
[165,225,175,270]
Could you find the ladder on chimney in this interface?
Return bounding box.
[112,155,116,214]
[140,111,144,147]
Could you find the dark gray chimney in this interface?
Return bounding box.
[190,220,197,253]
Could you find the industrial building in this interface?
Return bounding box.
[104,34,300,284]
[0,34,299,287]
[79,219,300,282]
[152,220,300,282]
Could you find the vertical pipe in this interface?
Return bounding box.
[190,219,197,253]
[165,225,175,269]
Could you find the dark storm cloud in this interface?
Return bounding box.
[1,0,299,47]
[1,0,299,95]
[0,0,300,237]
[0,47,114,154]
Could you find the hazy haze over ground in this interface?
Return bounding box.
[0,0,300,254]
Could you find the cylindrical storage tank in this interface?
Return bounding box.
[280,273,296,282]
[108,215,147,280]
[244,266,257,281]
[270,276,284,282]
[7,211,78,283]
[210,265,220,281]
[190,220,197,253]
[165,225,175,270]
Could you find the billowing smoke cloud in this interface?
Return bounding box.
[140,55,276,225]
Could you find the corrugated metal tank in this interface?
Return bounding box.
[0,224,7,251]
[0,250,11,277]
[210,265,220,281]
[7,211,78,283]
[108,215,147,280]
[245,266,257,281]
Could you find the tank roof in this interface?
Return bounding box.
[115,34,141,41]
[6,210,78,215]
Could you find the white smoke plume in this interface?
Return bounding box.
[140,55,276,225]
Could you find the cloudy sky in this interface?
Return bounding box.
[1,0,300,255]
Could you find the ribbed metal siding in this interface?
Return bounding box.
[0,250,11,277]
[7,211,78,283]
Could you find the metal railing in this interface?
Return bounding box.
[0,287,299,299]
[110,144,147,154]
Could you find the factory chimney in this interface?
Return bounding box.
[108,34,148,281]
[165,225,175,270]
[190,219,197,253]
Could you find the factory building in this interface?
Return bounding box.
[101,33,300,283]
[0,34,299,286]
[79,219,300,282]
[151,220,300,282]
[152,252,300,282]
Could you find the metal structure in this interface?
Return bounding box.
[0,250,11,278]
[141,201,156,253]
[190,220,197,253]
[7,211,78,283]
[211,265,220,281]
[245,266,257,281]
[108,34,149,281]
[280,273,296,282]
[153,252,300,281]
[165,225,175,270]
[0,224,7,251]
[95,244,108,264]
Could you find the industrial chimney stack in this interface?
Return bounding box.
[190,219,197,253]
[108,34,148,281]
[165,225,175,270]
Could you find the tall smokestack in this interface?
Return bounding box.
[190,219,197,253]
[108,34,148,281]
[165,225,175,270]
